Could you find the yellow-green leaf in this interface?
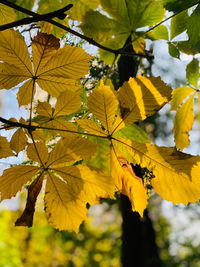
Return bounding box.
[118,139,200,205]
[116,76,171,130]
[171,86,195,110]
[68,0,100,21]
[119,157,147,217]
[36,45,91,96]
[10,128,27,154]
[110,145,125,191]
[173,94,195,151]
[110,145,147,216]
[76,119,107,137]
[147,25,169,41]
[0,165,39,200]
[54,89,81,117]
[32,32,60,76]
[170,10,188,40]
[47,137,97,167]
[132,34,146,54]
[88,81,119,134]
[27,142,49,165]
[0,63,28,90]
[53,165,114,205]
[37,77,80,97]
[186,58,199,88]
[17,79,35,107]
[44,119,78,138]
[0,29,32,76]
[0,136,14,158]
[36,101,52,117]
[45,171,87,232]
[0,3,15,25]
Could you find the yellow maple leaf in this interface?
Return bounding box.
[0,30,91,106]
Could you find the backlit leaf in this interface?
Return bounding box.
[147,25,169,41]
[77,119,107,137]
[187,5,200,44]
[36,44,91,96]
[118,157,148,217]
[32,32,60,75]
[0,3,15,25]
[163,0,197,12]
[171,86,195,110]
[168,43,180,58]
[0,31,91,106]
[10,128,27,154]
[87,81,119,134]
[53,165,114,205]
[0,30,32,76]
[81,0,165,63]
[0,136,14,158]
[54,89,81,117]
[36,101,52,117]
[117,76,171,129]
[27,142,49,165]
[44,119,78,138]
[0,63,28,90]
[113,123,150,143]
[118,139,200,205]
[0,165,39,200]
[47,137,97,167]
[68,0,100,21]
[170,10,188,40]
[186,58,199,88]
[45,171,87,232]
[17,79,35,107]
[173,94,195,151]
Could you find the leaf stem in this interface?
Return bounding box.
[29,131,46,169]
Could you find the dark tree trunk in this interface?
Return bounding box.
[118,37,161,267]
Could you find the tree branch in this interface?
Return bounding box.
[0,117,108,139]
[0,0,151,58]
